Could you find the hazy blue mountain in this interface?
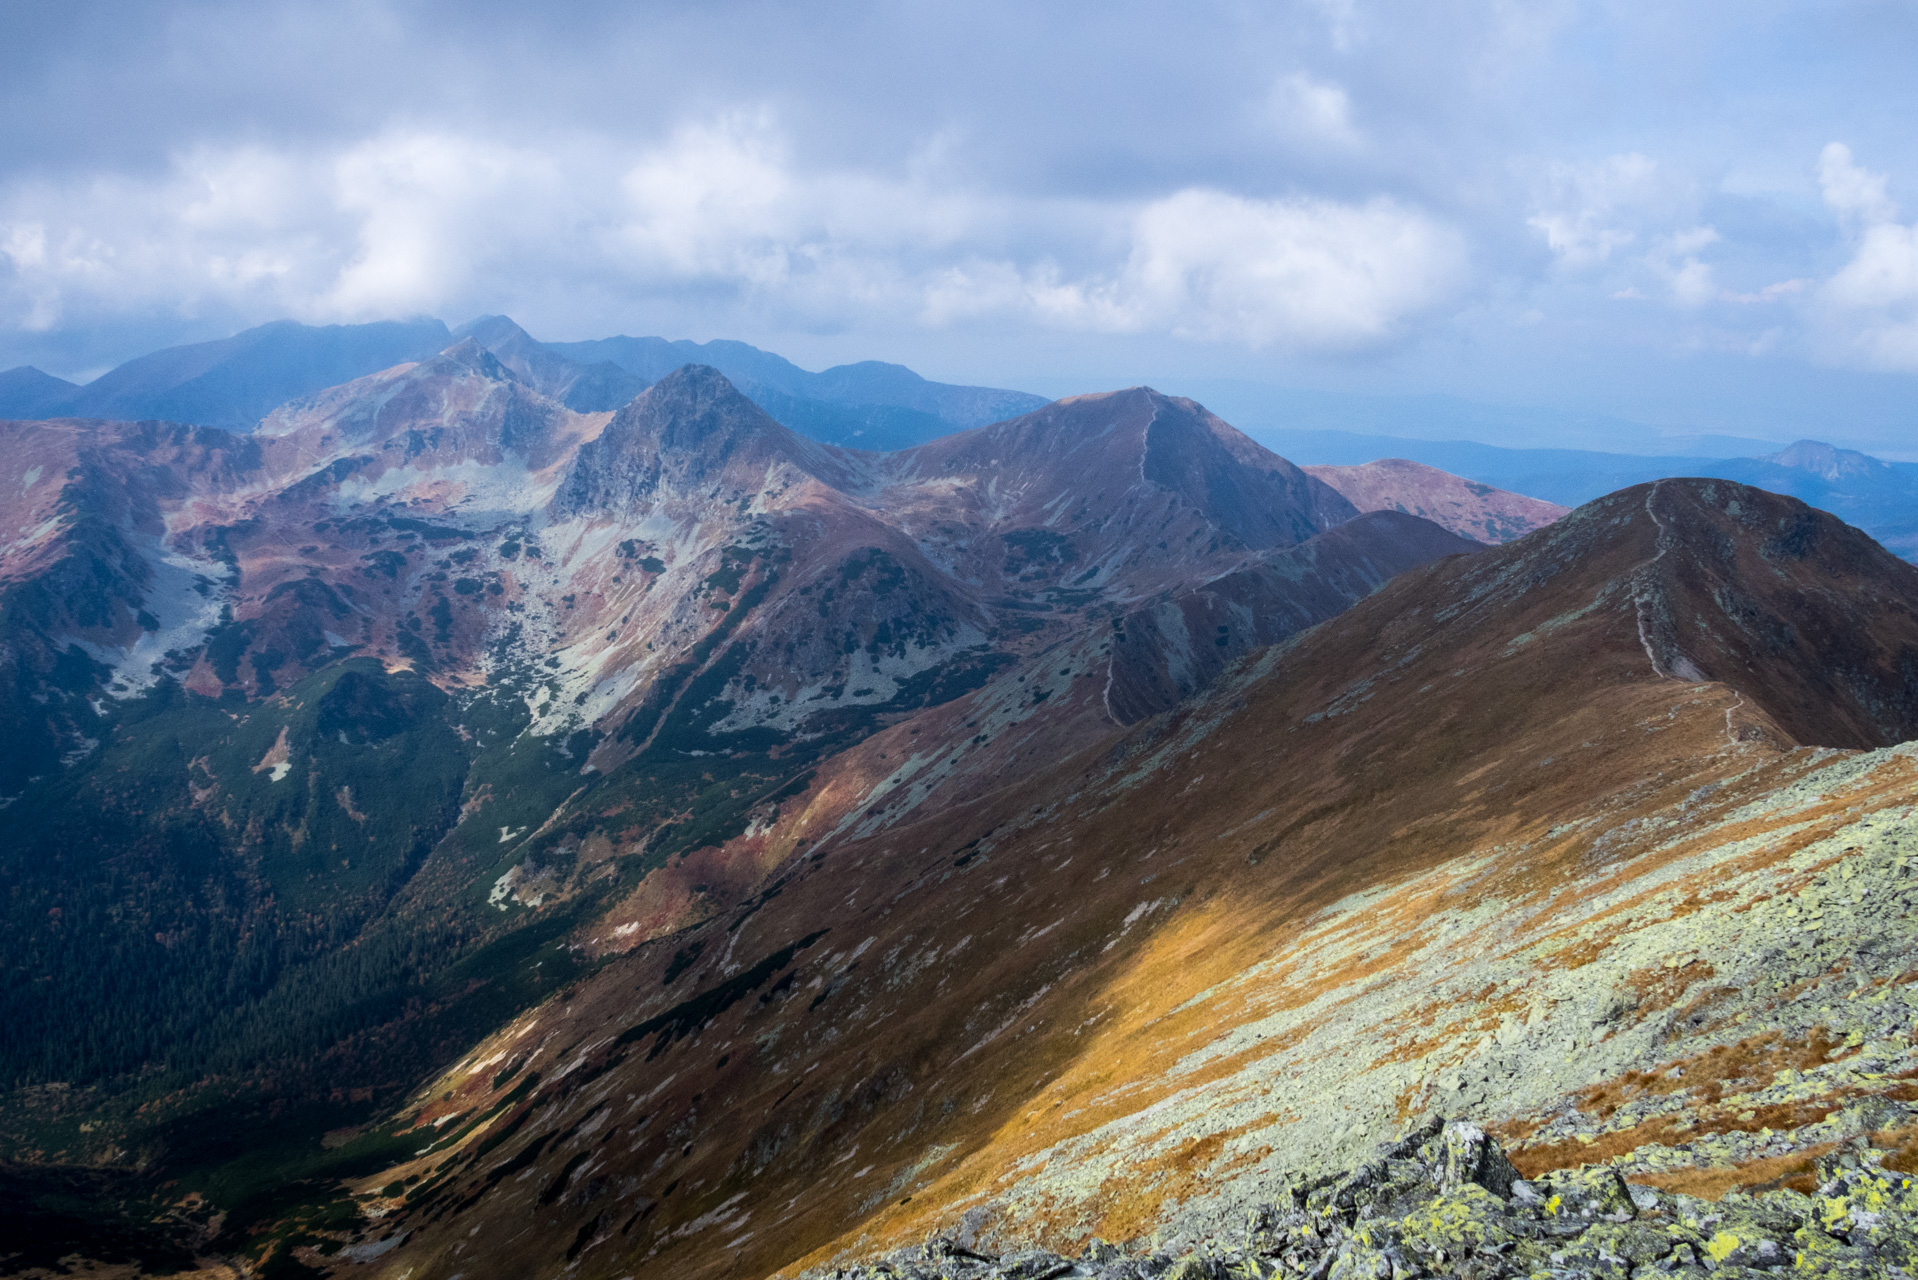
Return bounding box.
[41,318,453,428]
[0,366,80,417]
[7,315,1044,448]
[1254,426,1918,561]
[545,330,1048,448]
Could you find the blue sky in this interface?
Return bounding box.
[3,1,1917,451]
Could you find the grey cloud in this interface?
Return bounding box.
[1,0,1915,436]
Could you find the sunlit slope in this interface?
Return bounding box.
[341,479,1918,1280]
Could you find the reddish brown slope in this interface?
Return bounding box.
[1305,457,1567,543]
[877,388,1359,603]
[338,480,1918,1280]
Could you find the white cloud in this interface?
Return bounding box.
[1532,156,1814,315]
[1653,226,1720,308]
[0,116,1466,358]
[1528,153,1664,267]
[937,189,1466,351]
[0,133,569,329]
[1113,189,1464,347]
[1818,142,1897,227]
[1267,74,1362,149]
[1814,143,1918,369]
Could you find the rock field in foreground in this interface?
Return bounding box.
[818,1118,1918,1278]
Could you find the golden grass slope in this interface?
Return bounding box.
[327,481,1918,1280]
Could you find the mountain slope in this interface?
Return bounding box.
[42,318,454,428]
[1103,509,1480,722]
[451,315,649,411]
[0,351,1476,1265]
[324,479,1918,1280]
[1303,457,1567,543]
[0,365,80,417]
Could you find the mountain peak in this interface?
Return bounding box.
[453,315,649,411]
[431,336,522,384]
[638,362,781,437]
[1762,438,1888,482]
[0,365,81,418]
[552,364,843,515]
[450,313,534,346]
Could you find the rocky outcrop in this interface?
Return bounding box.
[552,363,856,516]
[816,1121,1918,1278]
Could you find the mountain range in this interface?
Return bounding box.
[0,337,1488,1169]
[4,327,1918,1278]
[1262,427,1918,561]
[7,318,1915,565]
[0,316,1048,450]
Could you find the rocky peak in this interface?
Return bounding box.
[425,336,524,386]
[1133,388,1356,548]
[452,314,650,411]
[551,364,848,516]
[1444,476,1918,748]
[1762,438,1889,482]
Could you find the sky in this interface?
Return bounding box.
[3,0,1917,452]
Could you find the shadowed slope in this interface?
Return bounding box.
[1103,509,1481,723]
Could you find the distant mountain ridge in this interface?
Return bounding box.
[6,318,454,429]
[0,316,1049,452]
[1303,457,1568,543]
[1264,427,1918,561]
[543,327,1047,448]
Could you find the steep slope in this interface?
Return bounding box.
[326,479,1918,1280]
[0,417,261,790]
[42,318,453,428]
[1303,457,1567,543]
[1103,509,1480,723]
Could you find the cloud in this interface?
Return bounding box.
[1267,74,1362,149]
[922,190,1467,351]
[1528,153,1666,267]
[1094,190,1464,348]
[1818,142,1897,227]
[1653,226,1721,308]
[0,115,1465,358]
[3,0,1916,433]
[1815,143,1918,369]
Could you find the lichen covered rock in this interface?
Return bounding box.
[815,1121,1918,1278]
